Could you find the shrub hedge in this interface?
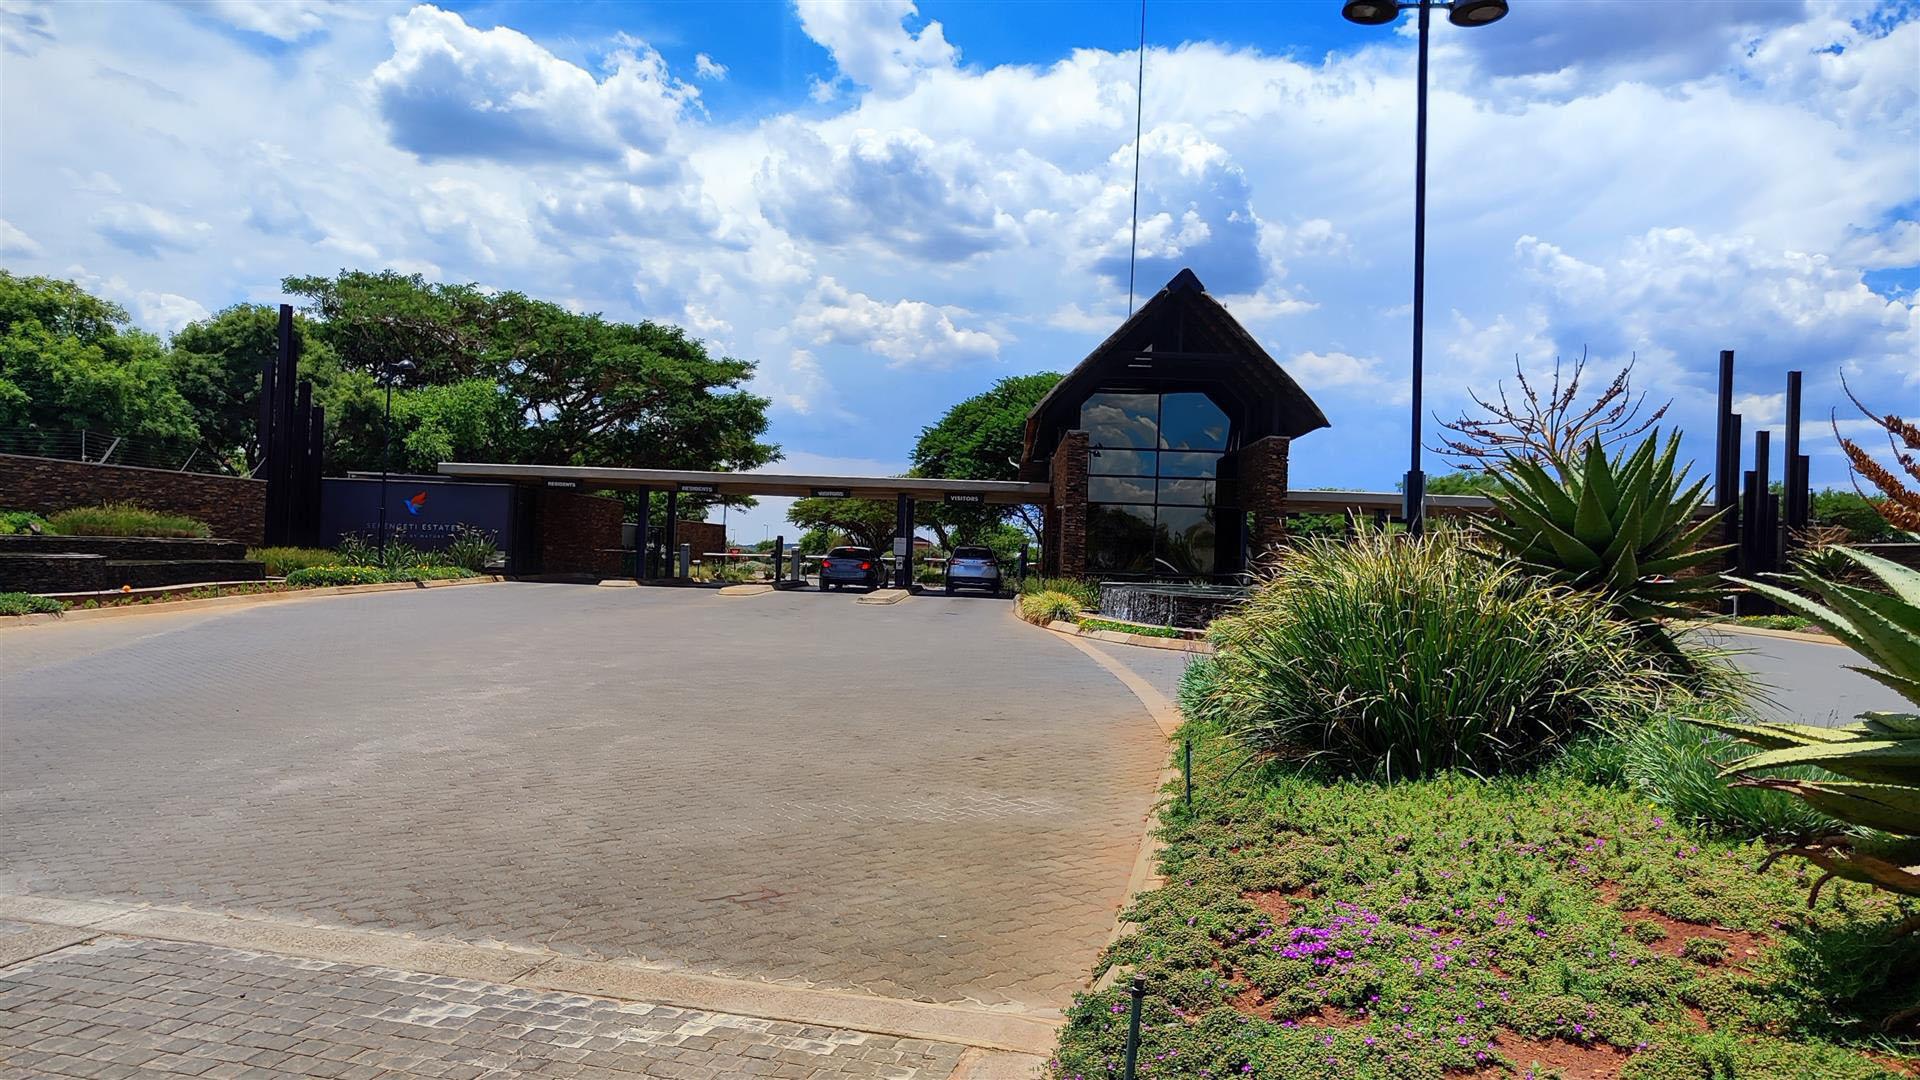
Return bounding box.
[46,502,211,538]
[1192,532,1672,779]
[246,547,339,577]
[283,565,390,587]
[0,591,65,615]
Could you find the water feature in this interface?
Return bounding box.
[1097,582,1250,630]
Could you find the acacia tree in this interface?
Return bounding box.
[1432,350,1668,469]
[911,372,1061,545]
[1837,379,1920,534]
[283,270,778,475]
[786,498,900,552]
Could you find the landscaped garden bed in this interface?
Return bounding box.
[1048,714,1916,1079]
[1044,432,1919,1078]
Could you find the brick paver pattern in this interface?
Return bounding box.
[0,585,1167,1010]
[0,930,971,1079]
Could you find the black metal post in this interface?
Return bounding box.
[641,490,656,584]
[1715,350,1736,518]
[666,491,680,579]
[1753,429,1773,574]
[1784,370,1805,532]
[304,402,324,548]
[265,305,296,546]
[894,493,913,589]
[290,380,312,545]
[1122,976,1145,1080]
[772,534,784,584]
[1402,0,1432,538]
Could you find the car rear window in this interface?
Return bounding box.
[952,547,994,559]
[827,547,871,558]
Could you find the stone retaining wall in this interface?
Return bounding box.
[0,453,266,545]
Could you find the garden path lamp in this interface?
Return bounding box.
[1341,0,1507,534]
[375,356,416,561]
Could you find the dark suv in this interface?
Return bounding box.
[818,546,883,591]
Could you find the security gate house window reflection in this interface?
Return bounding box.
[1082,391,1226,575]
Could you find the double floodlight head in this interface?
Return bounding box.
[1341,0,1509,27]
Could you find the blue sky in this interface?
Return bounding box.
[2,0,1915,543]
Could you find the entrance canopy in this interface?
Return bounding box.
[437,462,1051,505]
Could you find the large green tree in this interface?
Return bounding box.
[0,271,198,459]
[910,371,1060,543]
[283,270,778,473]
[168,303,339,471]
[786,497,901,552]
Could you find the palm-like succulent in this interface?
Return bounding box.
[1483,431,1730,661]
[1691,547,1920,907]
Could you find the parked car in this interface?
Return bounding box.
[818,546,883,591]
[944,546,1002,594]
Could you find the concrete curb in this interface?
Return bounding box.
[0,894,1063,1056]
[1041,618,1214,654]
[1683,619,1843,646]
[856,588,910,605]
[0,575,506,628]
[718,583,774,597]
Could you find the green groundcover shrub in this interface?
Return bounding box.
[0,591,65,615]
[283,565,389,587]
[46,502,211,538]
[0,509,48,535]
[1048,716,1920,1080]
[1191,531,1672,779]
[246,547,339,577]
[399,565,477,581]
[1079,616,1185,639]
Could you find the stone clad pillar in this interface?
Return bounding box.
[1240,435,1291,570]
[1049,430,1090,578]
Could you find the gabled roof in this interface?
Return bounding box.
[1021,269,1331,470]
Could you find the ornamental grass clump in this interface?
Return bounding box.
[1192,531,1669,779]
[47,502,211,538]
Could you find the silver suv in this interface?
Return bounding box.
[944,546,1002,594]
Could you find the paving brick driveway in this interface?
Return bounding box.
[0,927,970,1079]
[0,585,1166,1013]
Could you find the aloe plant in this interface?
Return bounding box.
[1691,547,1920,909]
[1482,431,1731,666]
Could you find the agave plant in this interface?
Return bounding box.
[1691,547,1920,911]
[1483,431,1731,666]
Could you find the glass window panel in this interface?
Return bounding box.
[1089,448,1156,476]
[1081,393,1159,448]
[1090,476,1156,503]
[1087,503,1156,573]
[1158,451,1221,478]
[1156,506,1217,575]
[1157,479,1215,506]
[1159,392,1230,450]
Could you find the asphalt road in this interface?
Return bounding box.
[1709,627,1910,725]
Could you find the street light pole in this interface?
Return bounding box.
[1341,0,1508,536]
[1407,0,1431,536]
[377,368,393,561]
[374,356,414,561]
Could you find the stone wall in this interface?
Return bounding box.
[536,489,623,577]
[1239,436,1291,569]
[0,453,266,545]
[1047,431,1090,578]
[670,520,726,560]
